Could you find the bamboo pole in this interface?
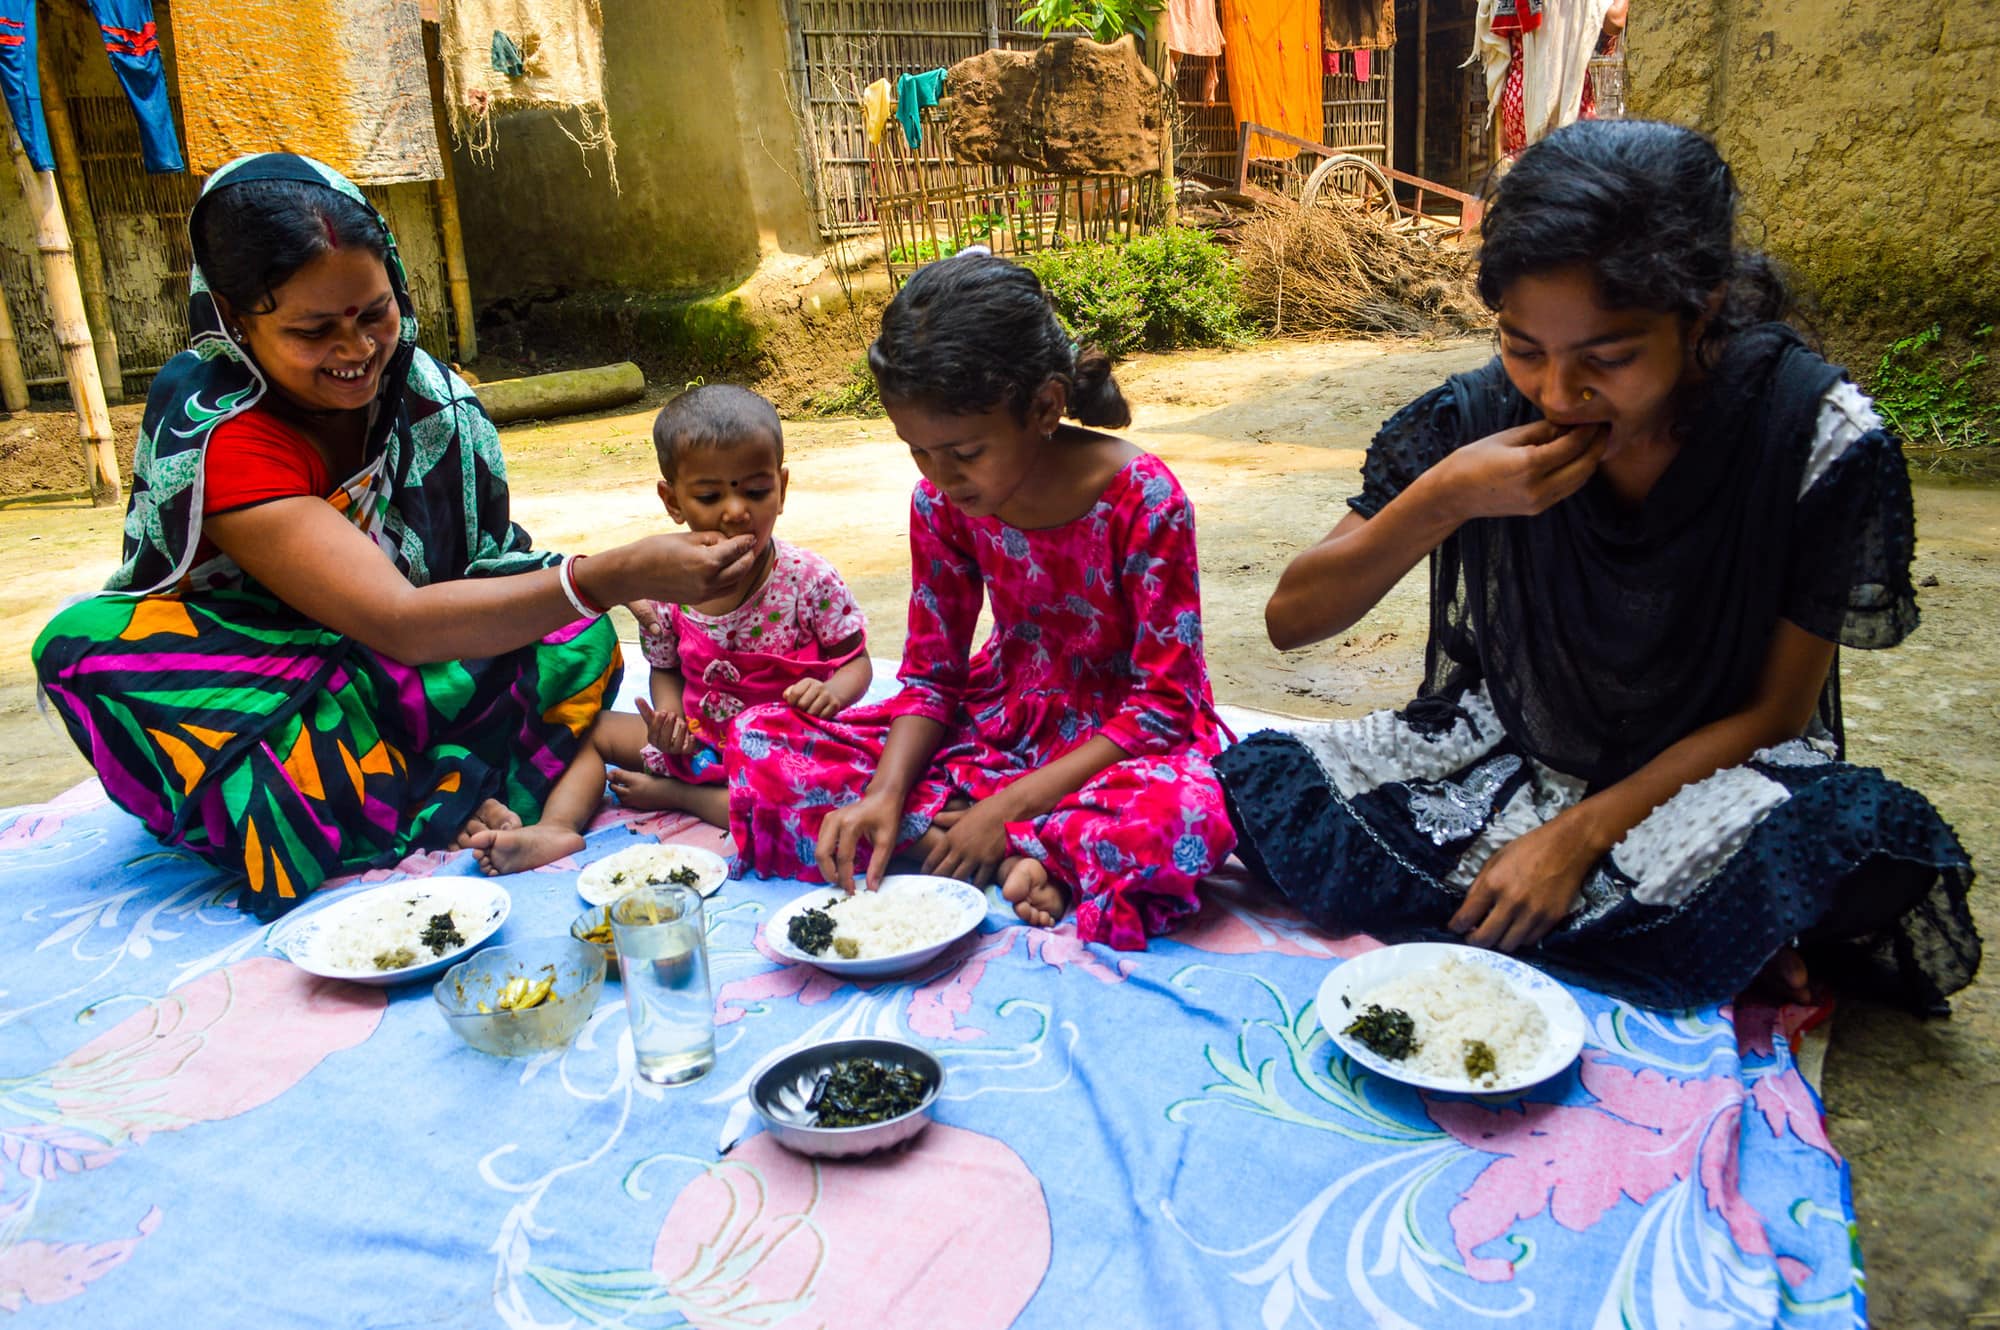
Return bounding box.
[423,23,478,363]
[37,35,121,403]
[9,129,119,506]
[0,275,29,412]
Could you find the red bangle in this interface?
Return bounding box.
[568,554,609,616]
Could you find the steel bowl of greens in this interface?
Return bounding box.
[434,937,607,1057]
[748,1037,944,1159]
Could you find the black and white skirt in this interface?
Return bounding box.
[1213,685,1980,1010]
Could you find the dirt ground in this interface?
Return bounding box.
[2,336,1995,1325]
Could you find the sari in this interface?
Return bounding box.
[32,154,620,918]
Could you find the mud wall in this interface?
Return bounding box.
[448,0,818,305]
[1626,0,2000,366]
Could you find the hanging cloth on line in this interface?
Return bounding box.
[860,77,893,146]
[0,1,56,170]
[90,0,183,172]
[1322,0,1395,50]
[1219,0,1322,159]
[1161,0,1224,57]
[895,68,947,149]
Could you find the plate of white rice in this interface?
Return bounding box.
[269,879,510,987]
[576,843,728,906]
[763,875,989,979]
[1317,943,1585,1093]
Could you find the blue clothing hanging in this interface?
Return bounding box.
[894,67,947,149]
[0,0,56,171]
[88,0,183,172]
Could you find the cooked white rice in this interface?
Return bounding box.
[809,886,964,960]
[322,894,468,973]
[1350,956,1548,1088]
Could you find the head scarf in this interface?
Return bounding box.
[106,153,548,595]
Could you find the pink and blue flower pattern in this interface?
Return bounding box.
[0,705,1861,1326]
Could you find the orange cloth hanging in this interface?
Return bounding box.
[1218,0,1323,161]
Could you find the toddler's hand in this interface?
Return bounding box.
[784,677,847,719]
[636,697,698,756]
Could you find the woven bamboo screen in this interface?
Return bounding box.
[871,107,1164,285]
[788,0,1044,237]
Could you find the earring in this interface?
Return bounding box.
[1581,387,1596,402]
[230,327,245,342]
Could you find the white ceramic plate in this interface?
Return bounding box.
[1317,942,1586,1094]
[269,879,511,987]
[763,875,989,979]
[576,843,729,907]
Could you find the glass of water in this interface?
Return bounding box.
[609,882,715,1085]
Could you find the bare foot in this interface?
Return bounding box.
[1751,945,1815,1005]
[1000,856,1070,928]
[452,798,521,849]
[468,824,585,876]
[606,769,688,811]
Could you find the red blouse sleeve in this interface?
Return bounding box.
[202,409,331,514]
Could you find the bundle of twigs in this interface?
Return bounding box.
[1234,202,1490,337]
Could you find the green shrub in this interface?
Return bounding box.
[1868,323,1995,449]
[1122,226,1251,348]
[1023,226,1248,358]
[1024,242,1150,356]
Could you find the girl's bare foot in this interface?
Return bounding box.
[606,769,687,811]
[1000,856,1070,928]
[452,798,521,849]
[468,824,585,876]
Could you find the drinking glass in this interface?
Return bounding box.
[610,882,715,1085]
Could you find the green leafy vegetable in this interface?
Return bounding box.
[807,1058,932,1127]
[1342,1003,1419,1061]
[788,907,836,955]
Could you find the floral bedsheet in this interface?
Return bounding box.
[0,682,1861,1327]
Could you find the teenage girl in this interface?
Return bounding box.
[1216,120,1978,1011]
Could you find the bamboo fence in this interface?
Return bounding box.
[870,106,1164,285]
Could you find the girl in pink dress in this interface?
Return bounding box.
[474,385,871,873]
[729,254,1236,950]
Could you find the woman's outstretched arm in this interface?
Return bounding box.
[206,496,758,665]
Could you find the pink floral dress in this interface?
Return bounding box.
[729,452,1236,950]
[637,540,866,783]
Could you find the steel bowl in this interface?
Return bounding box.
[569,904,619,975]
[434,937,607,1057]
[748,1037,944,1159]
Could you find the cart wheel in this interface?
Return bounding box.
[1300,154,1402,224]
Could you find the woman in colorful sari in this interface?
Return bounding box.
[33,155,757,918]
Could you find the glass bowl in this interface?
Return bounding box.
[434,937,606,1057]
[569,904,618,975]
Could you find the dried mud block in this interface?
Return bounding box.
[943,35,1163,177]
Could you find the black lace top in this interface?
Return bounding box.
[1349,326,1919,787]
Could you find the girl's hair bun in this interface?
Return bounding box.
[1069,346,1132,428]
